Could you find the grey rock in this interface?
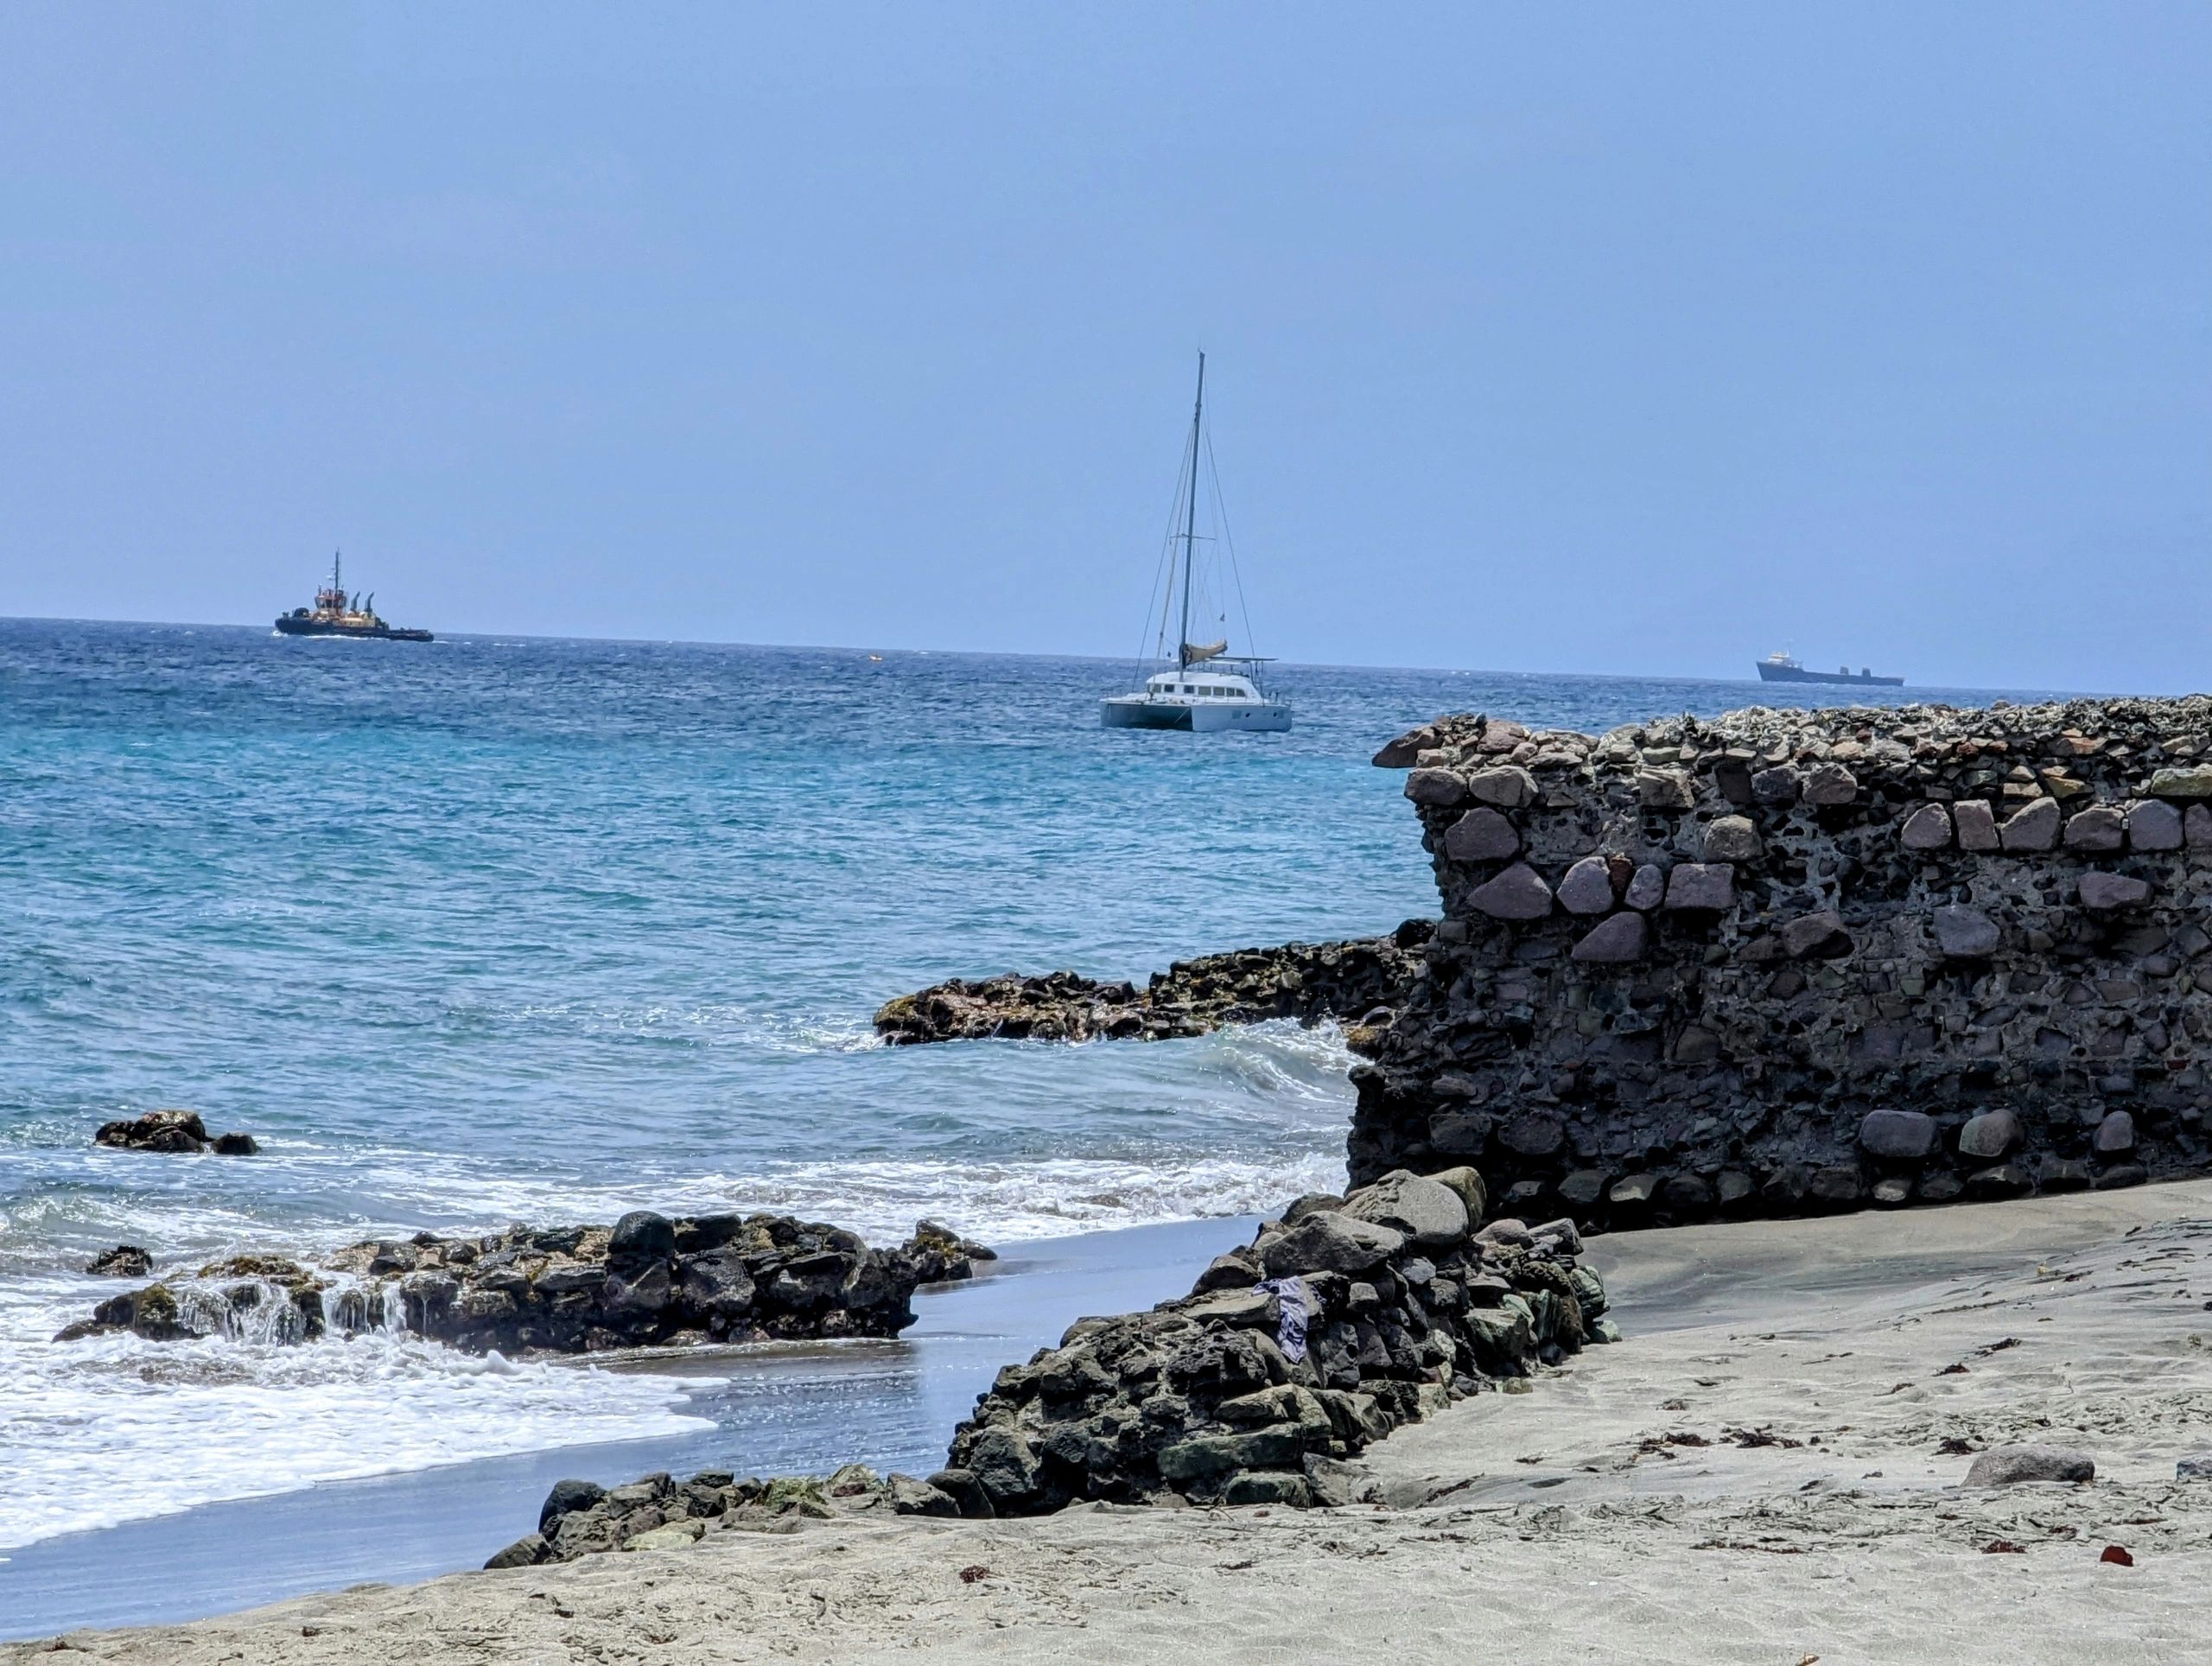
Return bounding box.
[1953,799,1999,850]
[1637,769,1695,811]
[1158,1427,1305,1479]
[1425,1166,1487,1224]
[1802,762,1859,805]
[1871,1177,1913,1205]
[1999,796,2061,851]
[1965,1163,2032,1199]
[1555,855,1617,915]
[2092,1110,2136,1155]
[483,1531,549,1570]
[1624,864,1667,911]
[2177,1457,2212,1483]
[1932,905,2001,959]
[1703,815,1763,862]
[887,1473,962,1517]
[1899,804,1953,850]
[1499,1113,1565,1158]
[2189,804,2212,849]
[2147,765,2212,799]
[1342,1171,1470,1249]
[1467,863,1554,921]
[1957,1109,2022,1160]
[1608,1173,1657,1207]
[1259,1211,1406,1276]
[1751,766,1801,804]
[1662,863,1734,912]
[2063,805,2125,852]
[2126,799,2183,851]
[1779,910,1851,960]
[1965,1446,2094,1486]
[1443,806,1520,862]
[1571,912,1647,963]
[2040,1157,2092,1192]
[540,1478,608,1532]
[1371,725,1437,768]
[2079,872,2151,910]
[1859,1109,1937,1162]
[624,1519,705,1552]
[607,1211,677,1268]
[1405,767,1467,807]
[1221,1469,1312,1507]
[86,1245,153,1278]
[1466,766,1538,809]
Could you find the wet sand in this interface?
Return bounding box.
[13,1183,2210,1663]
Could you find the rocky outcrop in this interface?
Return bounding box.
[486,1465,937,1567]
[874,926,1428,1045]
[93,1110,257,1154]
[86,1244,152,1277]
[57,1213,993,1354]
[931,1166,1606,1515]
[1354,698,2212,1229]
[486,1163,1611,1562]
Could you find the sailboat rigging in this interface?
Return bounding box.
[1099,354,1292,733]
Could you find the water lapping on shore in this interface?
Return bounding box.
[0,620,2067,1555]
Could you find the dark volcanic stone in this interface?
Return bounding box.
[539,1478,607,1532]
[1859,1110,1937,1162]
[86,1245,153,1278]
[607,1211,677,1268]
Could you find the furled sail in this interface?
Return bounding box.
[1181,639,1229,666]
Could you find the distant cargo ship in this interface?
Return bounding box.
[1755,651,1901,688]
[275,553,433,641]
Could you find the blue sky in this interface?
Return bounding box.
[2,4,2206,689]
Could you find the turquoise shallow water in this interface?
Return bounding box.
[0,618,2069,1557]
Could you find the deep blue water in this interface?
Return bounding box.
[0,617,2074,1556]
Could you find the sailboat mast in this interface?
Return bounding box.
[1178,353,1205,672]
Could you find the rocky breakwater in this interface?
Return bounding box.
[485,1167,1611,1565]
[874,926,1427,1045]
[59,1212,993,1354]
[1354,700,2212,1229]
[928,1166,1607,1515]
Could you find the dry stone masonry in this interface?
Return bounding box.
[1353,700,2212,1227]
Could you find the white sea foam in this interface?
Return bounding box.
[0,1021,1361,1550]
[0,1273,712,1552]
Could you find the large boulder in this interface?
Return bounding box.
[1859,1110,1936,1162]
[1259,1211,1405,1275]
[1341,1171,1469,1249]
[1966,1446,2094,1487]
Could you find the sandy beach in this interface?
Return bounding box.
[18,1180,2209,1665]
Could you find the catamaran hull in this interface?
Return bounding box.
[1100,697,1291,733]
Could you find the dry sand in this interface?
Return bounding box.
[17,1181,2212,1664]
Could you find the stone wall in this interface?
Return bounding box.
[931,1166,1605,1515]
[1351,698,2212,1228]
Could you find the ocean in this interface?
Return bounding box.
[0,618,2070,1614]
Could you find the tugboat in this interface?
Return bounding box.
[1755,650,1900,688]
[275,553,433,641]
[1100,354,1291,733]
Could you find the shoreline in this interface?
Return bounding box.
[14,1180,2209,1662]
[0,1215,1251,1640]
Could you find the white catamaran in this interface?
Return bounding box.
[1100,354,1292,733]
